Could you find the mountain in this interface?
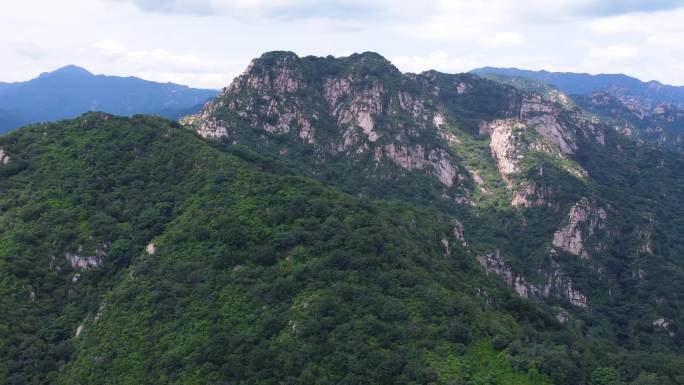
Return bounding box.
[471,67,684,152]
[0,113,559,385]
[470,67,684,107]
[0,65,218,132]
[0,109,25,132]
[1,52,683,384]
[572,90,684,151]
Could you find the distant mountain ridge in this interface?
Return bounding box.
[471,66,684,151]
[470,66,684,108]
[0,65,218,132]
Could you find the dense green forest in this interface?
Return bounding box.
[0,113,680,384]
[1,51,683,384]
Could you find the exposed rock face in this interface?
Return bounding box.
[555,309,570,325]
[238,54,303,94]
[194,52,313,143]
[563,285,588,308]
[576,89,684,151]
[335,81,384,144]
[519,94,586,154]
[322,77,351,107]
[441,238,450,256]
[0,148,9,164]
[452,221,467,247]
[456,82,468,94]
[189,52,607,211]
[197,117,229,140]
[552,198,607,259]
[638,231,653,255]
[381,143,459,186]
[482,91,603,208]
[477,251,531,298]
[510,182,555,208]
[653,318,676,337]
[477,250,589,308]
[491,130,587,182]
[441,221,467,256]
[526,114,576,154]
[520,94,555,115]
[184,98,230,140]
[66,243,108,270]
[190,51,467,193]
[489,120,527,179]
[146,243,156,255]
[654,318,669,328]
[488,112,587,187]
[94,303,106,322]
[432,113,446,127]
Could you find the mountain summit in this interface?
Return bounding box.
[38,64,93,78]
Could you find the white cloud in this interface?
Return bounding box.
[390,51,484,75]
[588,15,640,35]
[1,0,684,87]
[591,43,640,61]
[479,32,525,48]
[90,39,232,87]
[94,40,126,56]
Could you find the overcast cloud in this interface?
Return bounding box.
[1,0,683,88]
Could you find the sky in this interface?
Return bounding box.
[2,0,684,89]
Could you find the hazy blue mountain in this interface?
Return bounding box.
[470,66,684,107]
[0,65,217,132]
[0,109,25,132]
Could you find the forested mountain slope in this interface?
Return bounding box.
[0,113,561,384]
[188,52,684,350]
[0,51,683,384]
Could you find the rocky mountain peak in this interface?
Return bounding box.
[342,51,402,76]
[189,51,470,202]
[196,51,420,141]
[223,51,304,96]
[189,52,615,209]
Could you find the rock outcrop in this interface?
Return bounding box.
[380,143,459,187]
[477,250,589,308]
[189,51,467,194]
[489,119,527,179]
[653,318,676,337]
[66,243,108,270]
[487,98,590,189]
[441,221,467,256]
[510,182,555,208]
[335,81,384,144]
[193,52,312,142]
[0,148,9,164]
[146,243,156,255]
[552,198,607,259]
[478,90,606,211]
[576,89,684,151]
